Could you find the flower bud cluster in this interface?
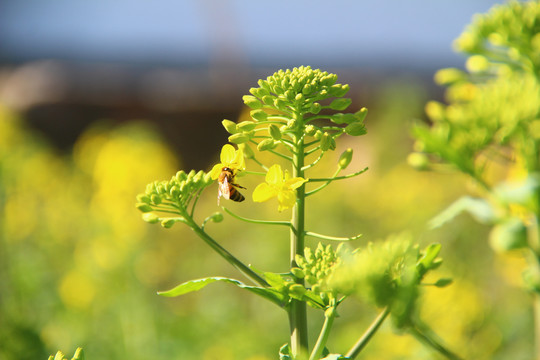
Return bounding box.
[293,243,344,295]
[454,1,540,76]
[244,66,347,113]
[236,66,368,156]
[136,170,213,224]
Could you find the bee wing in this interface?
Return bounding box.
[219,176,231,200]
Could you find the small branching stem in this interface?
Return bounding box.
[186,217,268,287]
[408,323,463,360]
[309,307,337,360]
[346,307,390,359]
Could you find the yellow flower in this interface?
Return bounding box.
[210,144,246,179]
[252,164,308,211]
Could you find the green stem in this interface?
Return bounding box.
[186,218,268,288]
[309,307,337,360]
[223,207,293,228]
[346,307,390,359]
[289,113,309,359]
[409,323,463,360]
[305,231,362,242]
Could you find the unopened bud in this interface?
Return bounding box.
[251,109,268,122]
[320,132,332,151]
[329,98,352,111]
[257,138,276,151]
[309,102,321,114]
[305,125,317,136]
[345,122,367,136]
[222,119,238,134]
[161,218,176,228]
[338,148,353,169]
[228,133,250,144]
[237,121,257,131]
[142,213,159,224]
[269,124,282,140]
[243,95,262,109]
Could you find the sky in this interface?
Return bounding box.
[0,0,503,70]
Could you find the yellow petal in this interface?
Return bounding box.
[266,164,283,185]
[232,146,246,170]
[252,183,277,202]
[210,163,223,180]
[285,177,308,190]
[277,190,296,211]
[220,144,236,164]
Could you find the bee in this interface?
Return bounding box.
[218,167,246,205]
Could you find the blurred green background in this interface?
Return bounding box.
[0,1,532,359]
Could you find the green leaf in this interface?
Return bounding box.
[158,277,286,307]
[428,196,495,229]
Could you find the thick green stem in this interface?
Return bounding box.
[289,114,309,359]
[346,307,390,359]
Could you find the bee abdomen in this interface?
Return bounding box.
[230,189,245,202]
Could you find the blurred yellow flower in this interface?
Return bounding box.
[210,144,246,180]
[252,164,307,211]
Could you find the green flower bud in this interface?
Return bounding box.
[434,68,465,85]
[274,98,287,111]
[329,98,352,111]
[289,284,306,298]
[309,102,321,114]
[222,119,238,134]
[305,125,317,136]
[228,133,250,144]
[142,213,159,224]
[257,138,276,151]
[249,87,269,98]
[466,55,489,73]
[311,284,321,294]
[434,278,453,287]
[295,93,304,102]
[284,89,294,100]
[210,212,224,223]
[243,95,262,109]
[250,109,268,121]
[262,95,274,105]
[287,119,298,130]
[302,84,313,95]
[407,152,430,171]
[151,194,162,205]
[320,132,332,151]
[161,218,176,228]
[175,170,187,182]
[331,113,356,125]
[489,217,528,253]
[237,121,257,131]
[338,148,353,169]
[329,84,349,97]
[291,267,305,279]
[314,130,323,140]
[355,107,368,123]
[136,194,151,204]
[345,121,367,136]
[269,124,282,140]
